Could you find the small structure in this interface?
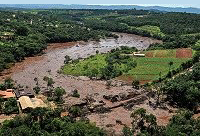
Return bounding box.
[133,52,145,57]
[19,96,34,111]
[0,89,15,100]
[14,89,35,99]
[18,96,47,112]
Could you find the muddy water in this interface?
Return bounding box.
[0,33,162,134]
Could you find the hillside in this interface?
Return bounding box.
[0,4,200,13]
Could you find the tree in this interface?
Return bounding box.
[72,89,80,98]
[168,61,174,72]
[3,98,19,115]
[130,108,160,135]
[53,87,66,103]
[64,55,71,64]
[4,78,14,89]
[15,26,29,36]
[0,98,4,113]
[132,80,140,89]
[43,76,55,89]
[69,106,82,118]
[33,86,41,94]
[47,78,54,88]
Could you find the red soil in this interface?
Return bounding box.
[145,51,154,58]
[48,42,76,49]
[157,116,171,126]
[176,48,193,58]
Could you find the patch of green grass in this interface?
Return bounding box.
[152,49,176,58]
[131,25,165,38]
[62,54,107,77]
[126,57,190,81]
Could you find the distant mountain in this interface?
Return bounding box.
[0,4,200,14]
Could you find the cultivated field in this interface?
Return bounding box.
[118,48,193,84]
[63,48,193,84]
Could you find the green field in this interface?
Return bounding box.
[130,25,165,38]
[125,57,190,82]
[62,49,193,84]
[137,25,165,37]
[62,54,107,77]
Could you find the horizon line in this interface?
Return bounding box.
[0,4,199,9]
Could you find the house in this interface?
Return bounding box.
[18,96,47,112]
[133,52,145,57]
[0,89,15,100]
[14,88,35,99]
[19,96,34,111]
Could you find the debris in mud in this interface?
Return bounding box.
[124,95,148,110]
[103,91,141,103]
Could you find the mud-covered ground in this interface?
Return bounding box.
[0,33,169,135]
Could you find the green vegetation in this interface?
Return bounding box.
[63,54,107,77]
[124,108,200,136]
[193,40,200,51]
[0,78,14,90]
[63,48,192,84]
[126,57,189,82]
[0,108,105,136]
[0,98,19,115]
[72,89,80,98]
[62,47,137,80]
[0,10,116,72]
[161,62,200,110]
[132,25,165,38]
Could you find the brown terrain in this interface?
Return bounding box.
[0,33,174,135]
[176,48,193,58]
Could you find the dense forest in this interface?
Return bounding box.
[0,107,105,136]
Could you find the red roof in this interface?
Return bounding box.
[0,89,15,99]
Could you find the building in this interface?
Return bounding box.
[0,89,15,100]
[14,88,35,99]
[18,96,47,112]
[19,96,34,111]
[133,52,145,57]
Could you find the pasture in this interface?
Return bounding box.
[63,48,193,84]
[118,48,193,84]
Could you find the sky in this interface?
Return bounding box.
[0,0,199,8]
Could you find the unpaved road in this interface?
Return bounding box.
[0,33,167,135]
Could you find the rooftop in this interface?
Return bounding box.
[14,88,35,98]
[19,96,47,111]
[0,89,15,99]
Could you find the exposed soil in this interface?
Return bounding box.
[0,33,169,135]
[145,51,154,58]
[0,114,16,124]
[176,48,193,58]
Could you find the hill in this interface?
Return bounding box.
[0,4,200,13]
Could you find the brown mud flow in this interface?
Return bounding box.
[0,33,165,135]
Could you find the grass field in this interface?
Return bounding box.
[118,48,193,84]
[62,54,107,77]
[63,48,193,84]
[130,25,165,38]
[123,57,190,82]
[137,25,165,37]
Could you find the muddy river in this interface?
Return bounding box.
[0,33,165,135]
